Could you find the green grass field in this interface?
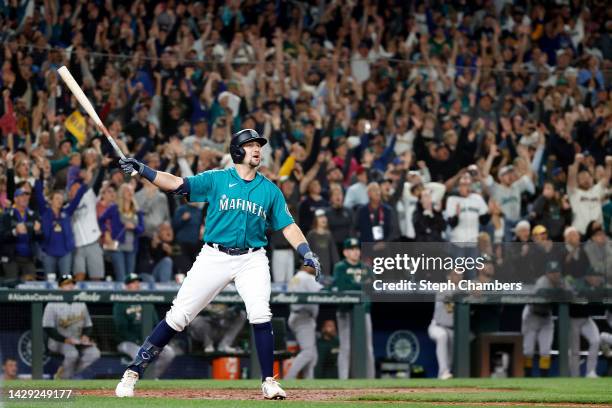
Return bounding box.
[2,378,612,407]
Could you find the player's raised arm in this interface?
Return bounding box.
[118,157,185,193]
[282,223,322,280]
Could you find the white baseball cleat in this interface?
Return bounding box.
[261,377,286,400]
[115,369,139,397]
[217,345,240,353]
[440,370,453,380]
[586,371,599,378]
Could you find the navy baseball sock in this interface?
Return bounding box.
[128,320,178,377]
[149,320,178,347]
[253,322,274,381]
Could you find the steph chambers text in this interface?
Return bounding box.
[372,279,523,292]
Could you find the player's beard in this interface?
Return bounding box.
[247,156,261,168]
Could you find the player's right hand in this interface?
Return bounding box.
[119,157,143,175]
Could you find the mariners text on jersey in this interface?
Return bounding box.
[219,196,267,220]
[185,167,294,249]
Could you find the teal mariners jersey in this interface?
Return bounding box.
[185,167,294,248]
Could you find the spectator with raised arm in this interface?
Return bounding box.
[567,154,612,236]
[33,165,87,279]
[98,183,144,283]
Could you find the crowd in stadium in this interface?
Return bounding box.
[1,0,612,285]
[0,0,612,380]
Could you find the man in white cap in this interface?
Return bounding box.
[483,144,535,229]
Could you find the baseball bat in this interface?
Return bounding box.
[57,66,137,176]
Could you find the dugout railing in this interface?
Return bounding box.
[0,289,366,379]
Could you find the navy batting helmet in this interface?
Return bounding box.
[230,129,267,164]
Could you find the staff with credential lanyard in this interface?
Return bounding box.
[369,204,385,241]
[357,182,392,242]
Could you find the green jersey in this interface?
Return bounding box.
[332,259,371,312]
[315,335,339,378]
[112,303,159,344]
[186,167,294,248]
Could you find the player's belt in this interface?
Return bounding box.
[206,242,262,256]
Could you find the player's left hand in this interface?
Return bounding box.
[304,251,321,281]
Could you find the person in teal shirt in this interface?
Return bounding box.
[115,129,321,400]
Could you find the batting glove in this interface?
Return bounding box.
[304,251,322,281]
[119,158,157,182]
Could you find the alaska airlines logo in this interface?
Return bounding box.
[219,195,267,220]
[73,291,101,302]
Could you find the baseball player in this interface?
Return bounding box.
[332,237,375,379]
[285,265,323,379]
[189,304,247,353]
[521,260,565,377]
[115,129,321,399]
[600,310,612,358]
[569,268,603,378]
[42,274,101,379]
[113,274,176,378]
[428,269,462,380]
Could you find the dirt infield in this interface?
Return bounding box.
[80,387,505,400]
[79,387,608,407]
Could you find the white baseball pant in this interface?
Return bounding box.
[428,321,454,378]
[164,245,272,331]
[569,317,600,377]
[47,339,100,379]
[336,311,375,379]
[521,307,554,358]
[286,312,317,379]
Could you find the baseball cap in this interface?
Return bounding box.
[497,165,514,178]
[552,167,564,177]
[532,225,547,235]
[13,188,30,198]
[514,220,531,232]
[545,260,561,274]
[585,266,603,277]
[343,237,360,250]
[58,274,75,286]
[124,273,142,285]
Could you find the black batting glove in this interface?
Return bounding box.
[119,158,157,182]
[304,251,322,281]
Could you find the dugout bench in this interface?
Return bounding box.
[453,291,612,377]
[0,289,366,380]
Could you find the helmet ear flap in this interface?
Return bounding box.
[230,144,246,163]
